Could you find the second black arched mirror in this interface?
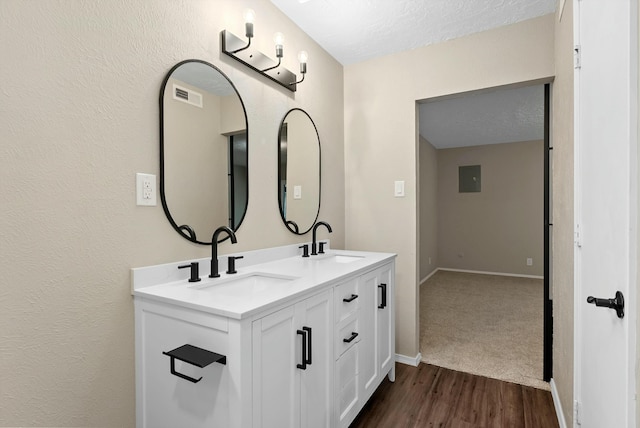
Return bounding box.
[277,108,320,235]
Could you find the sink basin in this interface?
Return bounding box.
[314,254,364,264]
[190,272,298,293]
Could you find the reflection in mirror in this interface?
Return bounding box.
[160,60,248,244]
[278,108,320,235]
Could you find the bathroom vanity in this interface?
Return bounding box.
[132,243,395,428]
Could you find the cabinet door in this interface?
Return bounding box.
[359,271,378,400]
[253,290,333,428]
[376,264,394,377]
[252,305,300,428]
[299,290,333,428]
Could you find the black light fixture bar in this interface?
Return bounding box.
[221,30,298,92]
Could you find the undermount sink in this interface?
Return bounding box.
[314,254,364,264]
[190,272,299,293]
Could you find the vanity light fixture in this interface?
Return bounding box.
[291,51,308,85]
[229,9,255,54]
[262,32,284,72]
[221,12,304,92]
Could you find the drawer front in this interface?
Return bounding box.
[336,344,359,427]
[336,313,360,358]
[335,278,360,323]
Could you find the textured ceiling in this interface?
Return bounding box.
[269,0,556,65]
[269,0,553,148]
[419,85,544,149]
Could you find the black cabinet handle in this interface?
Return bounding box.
[587,291,625,318]
[303,326,312,365]
[343,294,358,303]
[343,332,359,343]
[378,283,387,309]
[296,329,307,370]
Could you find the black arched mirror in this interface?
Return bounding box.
[160,60,248,244]
[277,108,320,235]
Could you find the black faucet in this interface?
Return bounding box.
[209,226,237,278]
[311,221,332,255]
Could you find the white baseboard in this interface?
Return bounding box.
[437,267,543,280]
[396,353,422,367]
[550,378,567,428]
[419,268,439,285]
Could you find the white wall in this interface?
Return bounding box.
[0,1,344,426]
[437,140,544,277]
[344,14,555,358]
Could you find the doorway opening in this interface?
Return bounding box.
[416,81,552,389]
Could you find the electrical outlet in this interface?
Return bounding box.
[136,173,157,206]
[527,258,533,266]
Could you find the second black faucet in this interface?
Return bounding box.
[311,221,332,256]
[210,226,237,278]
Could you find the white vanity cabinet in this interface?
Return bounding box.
[252,289,333,428]
[133,246,395,428]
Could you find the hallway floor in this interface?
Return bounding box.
[350,363,559,428]
[420,271,547,390]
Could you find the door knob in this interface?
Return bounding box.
[586,291,624,319]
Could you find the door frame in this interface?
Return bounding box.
[543,83,552,381]
[416,79,553,380]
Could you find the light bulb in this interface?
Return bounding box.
[273,32,285,47]
[243,9,255,39]
[243,9,256,24]
[297,50,308,63]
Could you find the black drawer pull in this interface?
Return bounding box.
[343,332,359,343]
[303,326,312,365]
[343,294,358,303]
[378,283,387,309]
[162,344,226,384]
[297,329,307,370]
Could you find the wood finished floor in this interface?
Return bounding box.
[350,363,559,428]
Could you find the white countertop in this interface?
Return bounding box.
[132,247,396,320]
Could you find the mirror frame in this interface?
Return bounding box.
[159,59,249,245]
[277,108,321,235]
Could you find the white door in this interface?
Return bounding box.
[575,1,637,427]
[359,271,379,399]
[252,305,300,428]
[376,264,394,378]
[299,290,333,428]
[252,290,333,428]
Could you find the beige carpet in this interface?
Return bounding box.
[420,270,549,391]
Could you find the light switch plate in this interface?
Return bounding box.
[394,181,405,197]
[136,173,157,206]
[293,185,302,200]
